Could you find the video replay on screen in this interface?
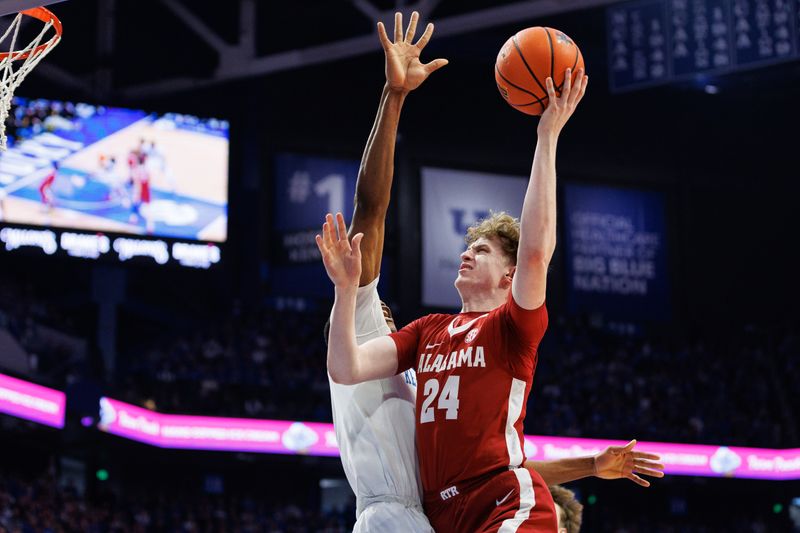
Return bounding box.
[0,97,229,243]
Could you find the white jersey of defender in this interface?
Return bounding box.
[328,277,432,532]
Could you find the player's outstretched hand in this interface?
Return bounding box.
[316,212,363,289]
[377,10,449,93]
[537,67,588,138]
[593,439,665,487]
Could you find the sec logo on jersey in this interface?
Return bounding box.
[465,328,479,344]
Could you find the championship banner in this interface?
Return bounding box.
[564,183,670,321]
[271,153,359,298]
[96,397,800,480]
[0,372,65,428]
[421,167,527,309]
[608,0,800,92]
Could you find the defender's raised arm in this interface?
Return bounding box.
[353,11,446,283]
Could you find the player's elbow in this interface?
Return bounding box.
[353,198,389,223]
[327,362,359,385]
[517,247,552,269]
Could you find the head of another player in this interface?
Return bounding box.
[549,485,583,533]
[380,301,397,333]
[454,212,520,299]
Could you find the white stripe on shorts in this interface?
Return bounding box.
[498,468,536,533]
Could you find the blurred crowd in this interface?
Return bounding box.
[5,98,79,145]
[0,473,353,533]
[0,468,793,533]
[1,275,797,448]
[119,306,332,423]
[0,280,85,387]
[116,305,795,449]
[530,316,796,448]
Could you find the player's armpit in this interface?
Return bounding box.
[506,283,548,343]
[388,317,424,373]
[498,291,548,377]
[511,253,549,311]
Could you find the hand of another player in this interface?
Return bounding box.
[377,11,449,93]
[593,439,665,487]
[315,213,363,289]
[537,68,588,138]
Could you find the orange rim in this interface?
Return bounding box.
[0,7,62,62]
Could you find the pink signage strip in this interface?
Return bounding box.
[522,435,800,481]
[98,398,799,480]
[98,398,339,456]
[0,373,65,428]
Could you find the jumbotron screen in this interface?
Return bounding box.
[0,97,228,268]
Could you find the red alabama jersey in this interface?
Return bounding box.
[390,293,547,499]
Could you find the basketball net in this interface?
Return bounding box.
[0,7,62,151]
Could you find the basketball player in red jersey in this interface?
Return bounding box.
[137,150,154,234]
[39,161,58,212]
[317,19,590,531]
[128,147,154,233]
[322,11,662,531]
[127,146,141,223]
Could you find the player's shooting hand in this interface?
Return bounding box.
[316,213,363,289]
[593,439,665,487]
[537,68,588,138]
[377,11,448,93]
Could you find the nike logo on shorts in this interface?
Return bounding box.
[496,489,515,506]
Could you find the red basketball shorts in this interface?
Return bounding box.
[424,467,557,532]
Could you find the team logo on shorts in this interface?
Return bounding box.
[465,328,479,344]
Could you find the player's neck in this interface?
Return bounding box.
[459,288,507,314]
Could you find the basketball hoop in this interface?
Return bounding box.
[0,7,62,151]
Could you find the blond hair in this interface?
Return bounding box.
[549,485,583,533]
[465,211,520,265]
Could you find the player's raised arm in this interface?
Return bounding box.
[352,11,448,283]
[317,213,399,384]
[512,68,588,309]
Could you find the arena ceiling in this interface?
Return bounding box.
[12,0,620,101]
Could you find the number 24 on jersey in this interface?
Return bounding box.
[420,376,461,423]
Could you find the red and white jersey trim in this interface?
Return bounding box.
[505,378,526,467]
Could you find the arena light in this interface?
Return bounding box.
[97,397,800,480]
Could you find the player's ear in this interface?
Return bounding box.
[501,266,515,288]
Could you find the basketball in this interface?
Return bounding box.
[495,27,585,116]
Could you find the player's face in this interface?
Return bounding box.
[454,236,513,294]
